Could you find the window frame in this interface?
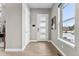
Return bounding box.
[58,3,75,48]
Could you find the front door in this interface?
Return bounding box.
[37,14,48,41]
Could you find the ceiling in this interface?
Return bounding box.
[28,3,53,8]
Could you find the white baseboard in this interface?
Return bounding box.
[5,40,66,55]
[22,41,30,51]
[50,40,66,56]
[5,48,22,52]
[22,45,26,51]
[30,40,50,42]
[5,41,30,52]
[30,40,66,56]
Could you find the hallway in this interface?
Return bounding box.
[0,3,78,56]
[0,41,61,56]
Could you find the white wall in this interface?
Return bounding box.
[2,3,30,50]
[22,4,30,50]
[30,8,51,40]
[3,3,22,49]
[51,3,79,56]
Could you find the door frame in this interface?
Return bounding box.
[36,14,49,41]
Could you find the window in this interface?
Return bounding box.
[58,3,75,47]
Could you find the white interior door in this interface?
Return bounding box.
[37,14,48,40]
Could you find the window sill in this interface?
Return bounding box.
[58,38,75,48]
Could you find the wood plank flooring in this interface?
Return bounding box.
[0,41,62,56]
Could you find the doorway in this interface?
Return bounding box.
[37,14,49,41]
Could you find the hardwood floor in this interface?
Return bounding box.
[0,41,62,56]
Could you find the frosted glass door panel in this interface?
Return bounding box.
[40,17,46,22]
[40,34,46,39]
[39,28,46,33]
[40,22,46,27]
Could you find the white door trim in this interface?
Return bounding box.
[5,49,22,51]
